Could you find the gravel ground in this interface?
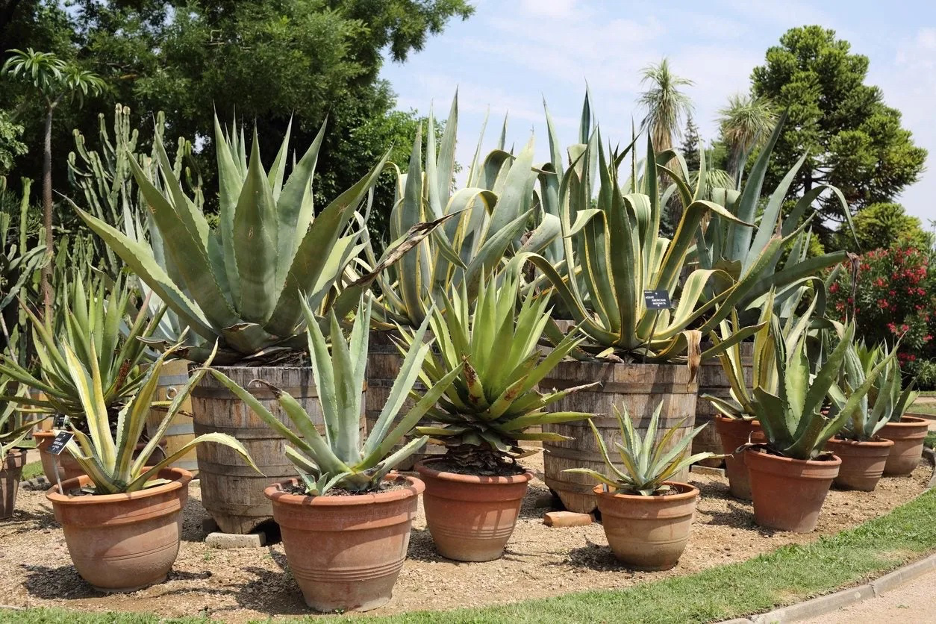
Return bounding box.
[0,455,930,622]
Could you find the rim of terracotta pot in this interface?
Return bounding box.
[414,459,533,485]
[1,448,26,469]
[264,474,425,506]
[714,415,759,425]
[887,415,929,426]
[827,436,895,449]
[45,467,192,505]
[744,447,842,471]
[592,481,699,502]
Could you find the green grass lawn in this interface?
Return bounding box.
[926,432,936,450]
[917,391,936,398]
[4,488,936,624]
[20,461,43,481]
[911,402,936,416]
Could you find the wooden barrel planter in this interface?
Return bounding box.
[366,330,445,469]
[145,360,198,476]
[695,343,754,467]
[191,367,365,535]
[541,360,698,514]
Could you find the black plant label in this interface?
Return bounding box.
[47,431,74,456]
[643,289,672,310]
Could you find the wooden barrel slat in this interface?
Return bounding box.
[542,360,698,514]
[694,344,754,466]
[145,360,198,475]
[192,366,365,535]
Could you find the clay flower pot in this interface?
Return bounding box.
[878,415,929,476]
[1,449,27,519]
[745,448,840,533]
[825,436,894,491]
[714,416,761,500]
[593,482,699,570]
[415,460,532,562]
[35,430,85,484]
[264,475,423,613]
[46,467,192,592]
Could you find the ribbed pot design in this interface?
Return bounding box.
[191,366,365,534]
[745,449,840,533]
[265,475,423,612]
[695,343,754,466]
[878,415,929,476]
[415,461,532,562]
[825,437,894,491]
[594,482,699,570]
[540,360,698,514]
[35,430,84,484]
[46,468,192,591]
[1,449,26,519]
[714,416,761,501]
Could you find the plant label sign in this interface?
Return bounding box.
[47,431,74,456]
[643,290,672,310]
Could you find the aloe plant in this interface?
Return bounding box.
[73,117,439,364]
[0,378,39,462]
[402,269,594,472]
[0,273,163,422]
[525,129,787,363]
[60,344,256,494]
[832,339,911,441]
[210,298,461,495]
[366,93,559,330]
[566,402,717,496]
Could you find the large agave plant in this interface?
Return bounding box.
[74,117,437,364]
[0,273,162,422]
[403,269,595,472]
[526,130,785,364]
[366,93,559,329]
[210,298,462,495]
[566,402,717,496]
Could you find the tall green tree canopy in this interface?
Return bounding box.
[837,202,932,254]
[751,26,926,234]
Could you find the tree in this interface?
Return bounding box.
[837,202,933,253]
[2,48,104,320]
[751,26,926,234]
[0,109,26,176]
[679,115,700,172]
[717,93,776,187]
[638,58,693,153]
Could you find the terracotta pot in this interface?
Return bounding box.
[36,431,167,485]
[745,448,840,533]
[1,449,27,519]
[825,436,894,491]
[878,416,929,476]
[46,467,192,592]
[415,460,532,562]
[593,481,699,570]
[264,475,423,613]
[714,416,761,500]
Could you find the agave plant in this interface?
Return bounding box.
[525,129,784,364]
[831,338,910,441]
[0,273,163,422]
[74,116,440,364]
[59,344,256,494]
[0,378,39,461]
[402,269,595,472]
[662,113,852,325]
[565,402,717,496]
[365,93,559,329]
[750,317,894,460]
[210,298,462,495]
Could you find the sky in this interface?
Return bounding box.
[378,0,936,227]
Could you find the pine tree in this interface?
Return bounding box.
[680,115,701,172]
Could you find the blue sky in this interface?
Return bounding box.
[379,0,936,227]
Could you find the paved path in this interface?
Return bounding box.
[805,568,936,624]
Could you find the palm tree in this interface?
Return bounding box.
[2,48,106,321]
[638,58,694,154]
[717,93,777,187]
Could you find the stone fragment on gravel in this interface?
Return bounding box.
[205,532,266,549]
[543,511,594,527]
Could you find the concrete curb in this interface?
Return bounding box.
[720,453,936,623]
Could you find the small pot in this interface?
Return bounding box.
[745,448,840,533]
[825,436,894,491]
[36,431,168,485]
[593,481,699,570]
[1,449,27,519]
[265,475,423,613]
[714,416,761,500]
[415,460,532,562]
[878,415,929,476]
[46,467,192,592]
